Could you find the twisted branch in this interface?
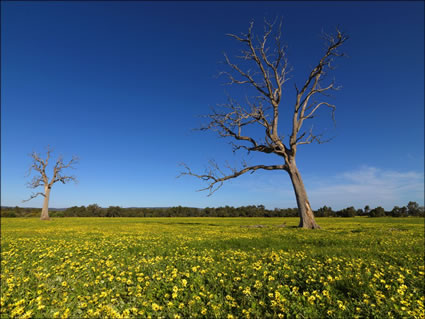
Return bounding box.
[179,162,287,195]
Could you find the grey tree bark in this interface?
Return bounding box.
[287,160,320,229]
[40,187,51,220]
[180,19,348,229]
[23,147,78,220]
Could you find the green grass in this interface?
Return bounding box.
[1,217,424,318]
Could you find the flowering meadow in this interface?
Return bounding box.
[1,217,424,318]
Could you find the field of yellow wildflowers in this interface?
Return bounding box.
[1,217,424,318]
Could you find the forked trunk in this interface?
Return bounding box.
[40,187,51,220]
[287,162,320,229]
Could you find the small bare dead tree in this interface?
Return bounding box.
[23,147,78,220]
[180,19,348,229]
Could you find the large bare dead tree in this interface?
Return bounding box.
[180,20,348,229]
[23,147,78,220]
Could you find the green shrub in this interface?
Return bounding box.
[1,211,17,218]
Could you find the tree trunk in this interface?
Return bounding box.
[40,187,51,220]
[287,161,320,229]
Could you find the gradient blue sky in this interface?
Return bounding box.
[2,1,424,210]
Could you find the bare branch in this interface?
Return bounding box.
[221,53,269,97]
[27,175,44,189]
[290,28,348,150]
[296,126,334,146]
[302,101,336,122]
[179,162,287,195]
[53,174,78,185]
[49,155,79,187]
[224,19,295,159]
[224,19,291,107]
[28,150,50,184]
[22,192,45,203]
[53,155,79,171]
[200,96,286,158]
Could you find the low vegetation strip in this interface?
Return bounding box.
[1,218,424,318]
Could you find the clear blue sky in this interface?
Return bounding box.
[1,1,424,210]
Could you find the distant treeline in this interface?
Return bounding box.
[1,202,424,218]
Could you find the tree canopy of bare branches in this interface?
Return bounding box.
[180,19,348,229]
[24,146,78,220]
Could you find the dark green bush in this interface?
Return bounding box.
[1,211,17,218]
